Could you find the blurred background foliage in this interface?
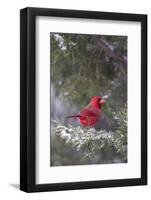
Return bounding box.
[50,33,127,166]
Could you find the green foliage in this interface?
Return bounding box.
[52,105,127,163]
[113,105,127,161]
[51,33,127,108]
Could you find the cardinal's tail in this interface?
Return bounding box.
[66,115,81,118]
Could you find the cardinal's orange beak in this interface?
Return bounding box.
[99,99,105,105]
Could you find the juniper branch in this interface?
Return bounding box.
[52,106,127,161]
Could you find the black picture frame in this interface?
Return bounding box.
[20,7,147,192]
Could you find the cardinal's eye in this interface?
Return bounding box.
[98,98,101,103]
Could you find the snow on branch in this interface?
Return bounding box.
[52,106,127,161]
[53,120,114,151]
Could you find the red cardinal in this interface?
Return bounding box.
[66,96,105,126]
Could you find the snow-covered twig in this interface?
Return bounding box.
[52,106,127,161]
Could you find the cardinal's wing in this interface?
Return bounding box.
[79,104,100,117]
[78,104,101,125]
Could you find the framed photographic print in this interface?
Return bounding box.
[20,7,147,192]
